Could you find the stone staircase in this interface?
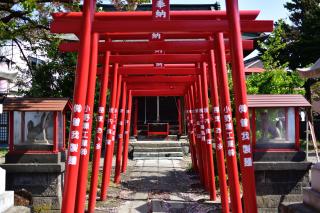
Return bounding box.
[132,141,184,160]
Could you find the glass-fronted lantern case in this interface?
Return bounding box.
[253,107,295,149]
[247,94,311,151]
[14,112,53,144]
[4,98,71,153]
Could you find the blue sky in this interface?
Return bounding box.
[171,0,290,21]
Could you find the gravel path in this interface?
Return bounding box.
[94,157,222,213]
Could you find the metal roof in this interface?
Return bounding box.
[245,67,265,74]
[3,98,72,111]
[247,94,311,108]
[297,57,320,78]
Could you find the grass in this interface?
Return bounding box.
[86,162,121,193]
[85,161,123,210]
[185,162,193,172]
[0,148,8,158]
[300,140,320,151]
[86,162,103,193]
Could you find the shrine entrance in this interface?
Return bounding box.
[134,96,182,139]
[50,0,273,212]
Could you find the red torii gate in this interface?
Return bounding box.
[50,1,273,213]
[59,39,254,53]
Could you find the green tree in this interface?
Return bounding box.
[246,69,305,95]
[252,0,320,104]
[282,0,320,70]
[25,37,77,97]
[110,0,150,11]
[246,20,305,95]
[282,0,320,104]
[0,0,80,97]
[258,20,288,70]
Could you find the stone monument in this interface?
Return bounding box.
[0,167,14,212]
[303,163,320,210]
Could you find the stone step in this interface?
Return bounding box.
[134,147,182,152]
[311,163,320,192]
[134,157,183,160]
[5,152,65,164]
[303,188,320,211]
[279,202,318,213]
[151,199,164,213]
[133,152,184,158]
[254,151,306,162]
[131,141,182,148]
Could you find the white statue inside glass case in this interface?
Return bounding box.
[12,111,54,145]
[26,112,53,144]
[255,107,295,148]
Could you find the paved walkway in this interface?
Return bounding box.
[106,159,221,213]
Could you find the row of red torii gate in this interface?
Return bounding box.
[50,0,273,212]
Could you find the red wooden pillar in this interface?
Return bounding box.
[177,98,182,135]
[114,82,127,183]
[121,90,133,173]
[9,111,14,152]
[103,73,123,198]
[208,47,229,213]
[201,62,216,200]
[197,74,209,190]
[251,108,256,151]
[214,32,242,213]
[226,0,258,212]
[53,112,58,153]
[191,83,204,183]
[114,75,123,141]
[133,98,138,137]
[75,32,99,213]
[101,64,119,200]
[61,0,95,212]
[88,52,111,213]
[184,93,197,172]
[295,108,300,150]
[188,87,199,172]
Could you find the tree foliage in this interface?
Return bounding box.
[247,19,305,95]
[282,0,320,103]
[0,0,152,98]
[246,69,305,95]
[25,38,77,97]
[0,1,80,97]
[0,0,79,45]
[258,20,288,70]
[111,0,150,11]
[274,0,320,70]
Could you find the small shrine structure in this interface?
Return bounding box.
[0,97,71,211]
[247,94,313,211]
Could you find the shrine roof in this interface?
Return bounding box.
[3,97,72,112]
[247,94,311,108]
[297,57,320,78]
